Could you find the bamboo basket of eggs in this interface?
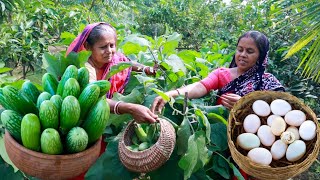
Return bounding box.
[227,91,320,180]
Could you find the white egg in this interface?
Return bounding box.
[243,114,261,133]
[270,140,288,160]
[299,120,317,141]
[280,131,295,144]
[284,110,306,126]
[247,147,272,165]
[270,116,286,136]
[270,99,292,116]
[257,125,275,146]
[286,140,306,162]
[286,126,300,140]
[267,114,282,127]
[252,100,271,117]
[237,133,261,150]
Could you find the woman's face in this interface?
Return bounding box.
[88,32,116,67]
[235,37,260,73]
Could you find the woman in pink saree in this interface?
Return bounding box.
[68,22,157,180]
[67,22,157,123]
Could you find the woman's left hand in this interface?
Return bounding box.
[220,93,241,110]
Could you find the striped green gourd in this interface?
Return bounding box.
[42,73,58,96]
[66,127,88,153]
[59,95,80,135]
[3,85,38,115]
[36,91,52,109]
[62,78,80,99]
[50,94,63,113]
[56,65,78,96]
[1,110,23,142]
[82,96,110,144]
[87,80,111,97]
[21,81,40,104]
[77,67,89,92]
[39,100,59,130]
[40,128,63,155]
[21,113,41,151]
[77,84,100,126]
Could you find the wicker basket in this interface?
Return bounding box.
[118,118,176,173]
[4,130,101,180]
[228,91,320,180]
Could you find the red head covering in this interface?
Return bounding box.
[67,22,131,98]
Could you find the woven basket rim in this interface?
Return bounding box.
[5,130,102,159]
[227,91,320,179]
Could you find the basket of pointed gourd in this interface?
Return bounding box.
[118,118,176,173]
[227,91,320,180]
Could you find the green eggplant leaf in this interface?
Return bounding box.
[42,51,90,80]
[210,123,228,151]
[178,131,208,180]
[212,154,230,179]
[106,62,132,79]
[194,109,211,142]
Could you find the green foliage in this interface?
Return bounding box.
[178,131,208,180]
[1,0,319,178]
[279,1,320,83]
[85,135,139,180]
[42,51,90,80]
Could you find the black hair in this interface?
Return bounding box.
[86,24,117,46]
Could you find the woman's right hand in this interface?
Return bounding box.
[150,95,168,114]
[220,93,241,110]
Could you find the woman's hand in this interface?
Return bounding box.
[144,65,158,76]
[119,103,158,123]
[150,95,168,114]
[220,93,241,110]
